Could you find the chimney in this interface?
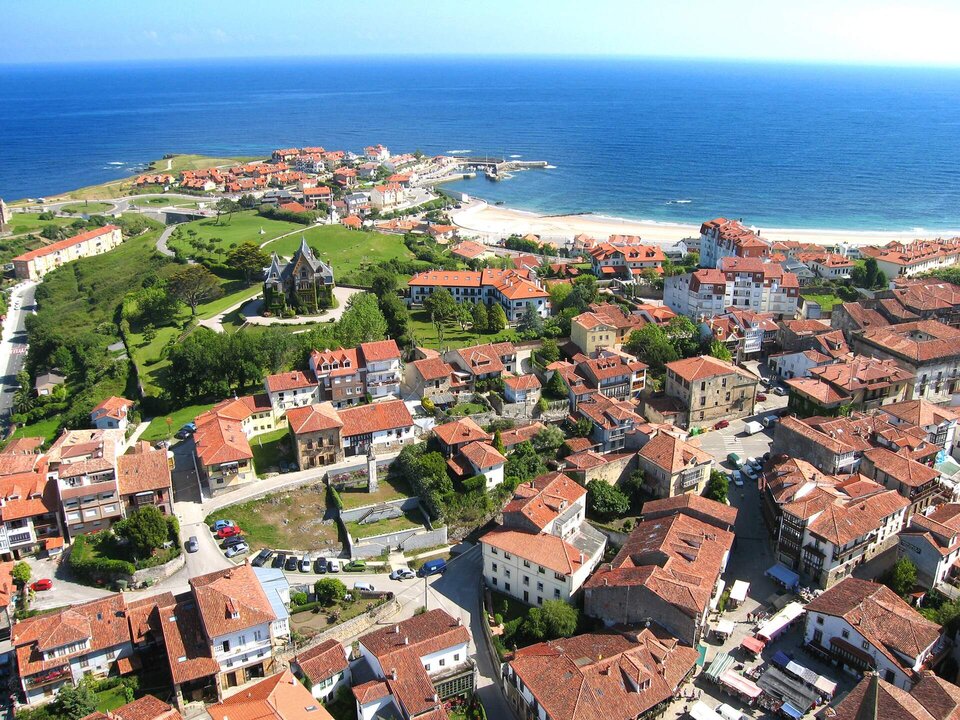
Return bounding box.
[395,625,400,634]
[457,617,462,626]
[391,668,397,681]
[433,694,439,703]
[404,636,409,645]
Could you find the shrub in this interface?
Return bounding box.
[328,485,344,511]
[291,592,309,606]
[69,534,135,582]
[315,578,347,606]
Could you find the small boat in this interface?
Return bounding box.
[494,201,504,206]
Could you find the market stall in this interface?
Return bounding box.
[757,602,804,642]
[690,702,725,720]
[713,619,736,641]
[757,666,821,714]
[729,580,750,608]
[711,579,727,612]
[718,669,763,705]
[765,564,800,591]
[740,636,765,656]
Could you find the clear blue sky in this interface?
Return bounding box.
[4,0,960,67]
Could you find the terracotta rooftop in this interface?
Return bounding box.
[338,400,413,438]
[13,225,120,263]
[503,472,586,531]
[190,565,276,638]
[295,639,349,685]
[641,493,738,529]
[90,396,134,423]
[863,447,940,487]
[638,432,712,474]
[411,356,453,382]
[117,446,171,496]
[207,669,334,720]
[666,355,750,383]
[433,417,491,448]
[287,402,344,435]
[265,370,317,393]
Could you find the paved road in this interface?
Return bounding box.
[155,224,179,257]
[0,282,37,423]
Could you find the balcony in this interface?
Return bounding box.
[832,534,876,562]
[25,665,71,689]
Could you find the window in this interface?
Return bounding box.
[538,566,545,574]
[522,560,530,568]
[439,659,446,667]
[490,548,498,555]
[454,654,460,662]
[537,582,544,592]
[504,569,510,578]
[554,588,561,599]
[491,577,498,587]
[254,630,262,642]
[862,641,869,650]
[80,658,89,668]
[841,629,850,639]
[425,663,431,671]
[504,552,512,560]
[505,582,511,592]
[816,616,824,625]
[491,563,498,572]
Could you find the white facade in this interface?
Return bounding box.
[482,543,601,605]
[365,358,402,401]
[665,271,798,320]
[769,351,833,380]
[358,637,469,682]
[210,622,274,677]
[22,640,134,706]
[898,530,959,589]
[803,611,936,690]
[266,384,319,418]
[342,424,414,456]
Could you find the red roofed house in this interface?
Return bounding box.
[898,504,960,590]
[337,400,414,457]
[308,340,402,408]
[502,372,541,404]
[450,241,491,261]
[503,628,698,720]
[664,355,758,428]
[588,241,666,279]
[13,594,137,705]
[80,694,184,720]
[90,396,135,432]
[355,609,473,720]
[193,408,255,496]
[636,429,713,498]
[584,512,734,645]
[404,355,455,403]
[407,269,549,323]
[574,392,643,453]
[861,238,960,280]
[0,471,62,559]
[448,441,507,490]
[292,639,351,703]
[803,577,944,689]
[207,669,334,720]
[826,671,960,720]
[13,225,124,281]
[699,217,770,269]
[481,472,606,605]
[286,402,344,470]
[370,183,405,210]
[263,369,319,422]
[117,442,173,516]
[341,214,362,230]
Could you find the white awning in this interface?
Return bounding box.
[713,619,735,637]
[729,580,750,603]
[690,702,725,720]
[710,579,726,611]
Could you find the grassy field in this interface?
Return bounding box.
[95,685,128,712]
[196,281,261,320]
[8,416,62,444]
[150,154,263,174]
[337,475,412,510]
[801,293,842,312]
[0,233,45,265]
[204,483,341,552]
[345,509,425,539]
[61,202,114,214]
[127,322,189,398]
[408,310,518,350]
[140,401,216,442]
[267,225,414,285]
[251,427,295,473]
[2,212,76,235]
[167,211,301,262]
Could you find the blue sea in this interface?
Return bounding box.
[2,57,960,231]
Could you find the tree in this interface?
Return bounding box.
[549,282,573,310]
[11,561,30,588]
[214,198,240,224]
[52,678,97,720]
[569,416,593,438]
[540,600,579,638]
[517,304,544,338]
[488,304,508,333]
[665,316,701,358]
[531,425,565,454]
[227,242,270,285]
[544,369,569,399]
[167,265,223,315]
[624,324,679,371]
[41,224,66,241]
[422,287,457,323]
[114,506,169,558]
[586,480,630,518]
[471,302,489,333]
[704,469,729,504]
[535,338,560,365]
[454,303,473,332]
[709,339,733,363]
[315,578,347,606]
[337,293,388,347]
[493,429,506,454]
[504,441,547,483]
[887,556,918,597]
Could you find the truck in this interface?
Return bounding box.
[743,420,764,436]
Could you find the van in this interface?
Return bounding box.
[353,581,375,593]
[417,558,447,577]
[717,704,750,720]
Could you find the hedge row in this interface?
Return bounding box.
[328,485,344,511]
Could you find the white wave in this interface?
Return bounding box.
[667,199,692,205]
[509,154,522,158]
[545,164,557,169]
[446,149,472,154]
[107,161,125,166]
[913,227,925,233]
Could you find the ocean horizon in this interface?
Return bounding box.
[2,56,960,232]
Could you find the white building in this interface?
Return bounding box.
[359,340,403,402]
[337,399,415,457]
[698,217,770,269]
[292,639,351,703]
[898,504,960,590]
[407,268,550,323]
[89,396,134,432]
[264,370,319,421]
[13,225,124,281]
[803,577,943,690]
[862,239,960,279]
[768,349,835,381]
[480,472,606,605]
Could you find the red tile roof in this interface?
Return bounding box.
[459,441,506,470]
[503,472,586,531]
[411,357,453,382]
[117,447,172,496]
[295,639,349,685]
[337,399,413,438]
[638,432,712,474]
[287,402,344,435]
[502,373,542,391]
[359,339,401,363]
[666,355,750,383]
[482,527,590,576]
[207,669,334,720]
[90,396,134,422]
[265,370,317,393]
[13,225,120,263]
[190,565,276,638]
[641,494,738,529]
[433,417,491,448]
[194,412,252,466]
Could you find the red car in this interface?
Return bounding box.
[217,526,243,539]
[756,393,768,402]
[30,579,53,592]
[713,420,730,430]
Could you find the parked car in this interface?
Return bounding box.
[390,568,415,580]
[742,465,758,481]
[284,555,299,572]
[30,579,52,592]
[272,552,287,569]
[747,457,761,470]
[313,557,328,574]
[727,453,743,469]
[326,560,340,573]
[185,537,199,553]
[773,386,788,396]
[713,419,730,430]
[298,555,311,573]
[225,543,249,558]
[174,429,191,440]
[252,549,274,567]
[223,536,247,548]
[343,560,367,572]
[182,422,197,432]
[417,558,447,577]
[213,519,235,532]
[756,393,767,402]
[353,581,375,593]
[217,526,242,539]
[153,440,170,450]
[763,415,779,428]
[732,471,744,487]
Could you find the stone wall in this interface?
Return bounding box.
[339,496,421,523]
[583,584,699,646]
[349,525,448,559]
[294,598,401,649]
[131,552,186,586]
[585,453,636,486]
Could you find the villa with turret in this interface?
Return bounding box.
[263,237,335,314]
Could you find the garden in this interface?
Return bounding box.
[289,577,391,641]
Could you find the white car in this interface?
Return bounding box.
[773,386,788,396]
[225,542,249,557]
[390,568,416,580]
[732,471,744,487]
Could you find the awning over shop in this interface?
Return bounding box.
[690,702,725,720]
[781,703,803,720]
[729,580,750,604]
[765,564,799,589]
[713,619,735,637]
[719,670,763,699]
[757,666,820,713]
[705,652,735,681]
[740,636,765,655]
[771,651,792,668]
[757,602,805,642]
[711,579,726,611]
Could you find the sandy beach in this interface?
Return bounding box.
[450,200,958,248]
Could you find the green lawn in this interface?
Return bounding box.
[195,281,261,320]
[337,475,412,510]
[450,402,486,416]
[61,202,114,214]
[0,233,45,265]
[266,225,415,286]
[251,427,295,474]
[801,293,842,312]
[408,310,518,350]
[345,509,425,539]
[3,212,75,235]
[141,402,216,442]
[156,154,263,174]
[127,323,187,398]
[95,685,128,712]
[8,416,62,444]
[168,211,301,263]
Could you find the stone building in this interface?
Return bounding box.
[286,402,344,470]
[664,355,758,428]
[263,238,334,314]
